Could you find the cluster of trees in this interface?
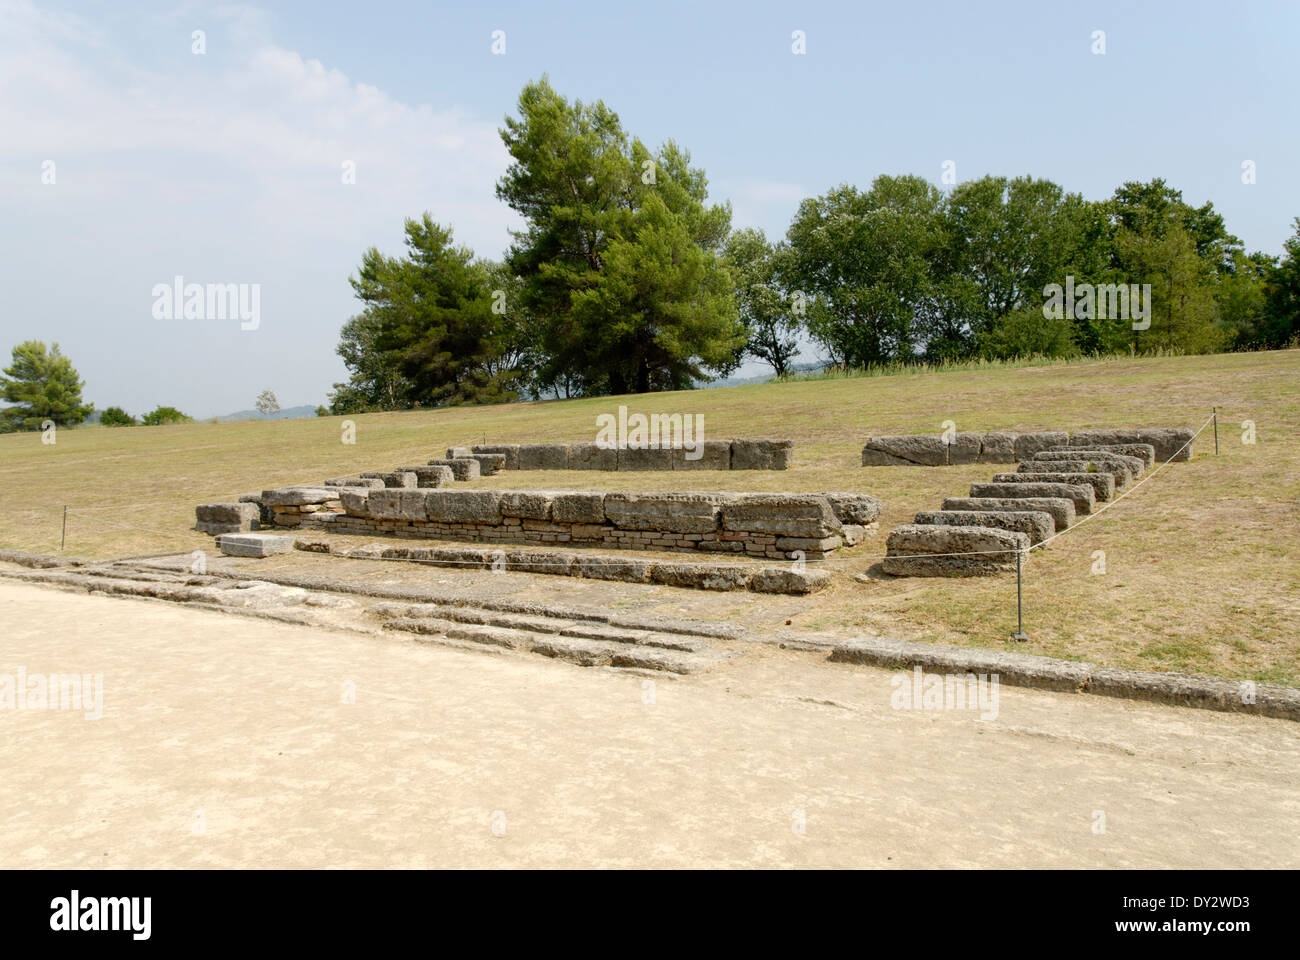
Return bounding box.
[0,339,195,431]
[325,80,1300,411]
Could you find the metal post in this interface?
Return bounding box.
[1213,407,1219,455]
[1010,549,1028,641]
[61,505,67,551]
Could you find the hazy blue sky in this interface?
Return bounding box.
[2,0,1296,416]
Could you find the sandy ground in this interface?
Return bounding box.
[2,579,1297,869]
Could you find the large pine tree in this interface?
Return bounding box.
[0,340,93,431]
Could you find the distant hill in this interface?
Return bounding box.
[213,404,319,422]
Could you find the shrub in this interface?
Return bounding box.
[140,405,194,425]
[99,406,137,426]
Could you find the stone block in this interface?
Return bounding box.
[360,471,418,488]
[730,437,794,470]
[567,442,618,471]
[1068,427,1193,462]
[471,444,521,470]
[616,446,674,471]
[946,432,983,465]
[605,492,729,534]
[820,492,882,526]
[217,533,295,558]
[651,562,753,591]
[721,494,840,538]
[516,443,570,470]
[1012,431,1070,461]
[749,567,831,595]
[1032,450,1145,477]
[423,490,502,524]
[969,481,1094,515]
[914,509,1053,546]
[367,489,429,521]
[1017,459,1134,487]
[260,486,345,506]
[551,493,607,524]
[940,496,1076,533]
[992,471,1114,502]
[860,435,947,467]
[466,453,506,475]
[426,458,481,480]
[883,524,1027,577]
[1054,443,1155,469]
[576,555,655,583]
[498,491,555,521]
[979,432,1018,463]
[502,549,577,575]
[395,465,456,488]
[671,440,732,471]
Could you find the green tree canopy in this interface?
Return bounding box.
[0,340,93,432]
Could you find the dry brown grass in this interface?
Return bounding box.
[2,350,1297,682]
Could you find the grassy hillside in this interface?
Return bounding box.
[2,350,1297,682]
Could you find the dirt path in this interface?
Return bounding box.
[1,580,1296,868]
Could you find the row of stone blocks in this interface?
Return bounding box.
[883,443,1158,577]
[272,487,880,560]
[465,438,792,471]
[862,426,1193,466]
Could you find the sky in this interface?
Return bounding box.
[2,0,1297,418]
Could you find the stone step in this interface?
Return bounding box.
[883,524,1028,578]
[969,481,1094,516]
[991,471,1114,502]
[1015,459,1133,488]
[940,496,1075,533]
[913,509,1053,546]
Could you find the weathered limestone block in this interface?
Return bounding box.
[721,494,840,538]
[1017,459,1134,487]
[217,533,295,558]
[325,476,385,488]
[502,549,576,575]
[498,491,556,521]
[1049,443,1155,469]
[651,562,753,591]
[840,524,869,546]
[516,443,570,470]
[749,567,831,595]
[424,490,502,524]
[860,435,947,466]
[820,492,883,526]
[472,444,521,470]
[238,493,273,528]
[775,534,843,553]
[947,432,983,465]
[671,440,732,471]
[466,453,507,475]
[1013,431,1070,460]
[605,492,730,534]
[339,489,372,517]
[731,437,794,470]
[969,481,1094,515]
[883,524,1028,577]
[367,489,430,521]
[261,486,346,506]
[551,492,606,524]
[360,471,418,488]
[577,554,655,583]
[1033,450,1145,477]
[1068,427,1193,462]
[941,496,1075,533]
[567,442,618,471]
[195,501,259,535]
[446,446,471,459]
[428,546,490,569]
[395,465,456,488]
[979,432,1018,463]
[992,471,1114,502]
[617,446,674,471]
[914,509,1053,546]
[426,458,481,480]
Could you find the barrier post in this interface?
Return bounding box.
[1010,548,1029,641]
[1213,407,1219,455]
[61,506,67,551]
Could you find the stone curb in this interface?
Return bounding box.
[828,637,1299,720]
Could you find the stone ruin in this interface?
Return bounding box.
[464,438,792,471]
[861,426,1193,467]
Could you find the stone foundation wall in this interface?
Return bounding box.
[287,488,880,560]
[862,426,1193,466]
[471,438,793,471]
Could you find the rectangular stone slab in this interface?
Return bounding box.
[516,444,570,470]
[969,481,1094,515]
[1067,427,1193,462]
[883,524,1028,577]
[1012,431,1070,460]
[671,440,732,471]
[860,435,947,466]
[721,494,841,538]
[425,458,481,480]
[217,533,295,558]
[471,444,521,470]
[604,492,729,534]
[730,438,793,470]
[992,471,1114,502]
[914,509,1053,546]
[1016,459,1134,486]
[940,496,1075,532]
[567,442,618,471]
[1033,450,1145,476]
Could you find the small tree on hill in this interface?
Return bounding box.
[141,405,193,425]
[0,340,94,432]
[255,390,280,415]
[100,406,137,426]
